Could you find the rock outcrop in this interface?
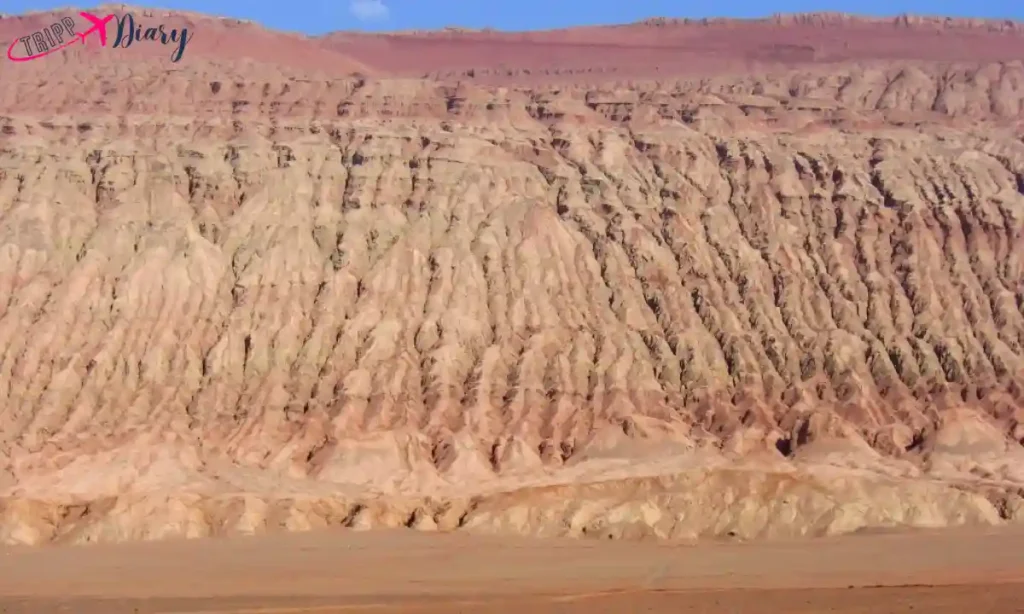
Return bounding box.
[0,7,1022,545]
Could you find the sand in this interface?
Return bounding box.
[1,526,1023,613]
[1,1,1024,577]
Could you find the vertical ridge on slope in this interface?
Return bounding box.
[0,60,1022,543]
[0,118,1021,476]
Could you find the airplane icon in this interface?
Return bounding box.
[75,11,115,47]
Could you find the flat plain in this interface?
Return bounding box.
[2,526,1023,613]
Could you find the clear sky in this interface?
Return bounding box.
[4,0,1021,35]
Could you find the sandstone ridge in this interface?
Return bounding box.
[0,7,1023,545]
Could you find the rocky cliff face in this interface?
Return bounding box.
[0,9,1023,545]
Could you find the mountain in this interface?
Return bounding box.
[0,6,1023,544]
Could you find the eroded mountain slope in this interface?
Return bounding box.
[0,11,1023,545]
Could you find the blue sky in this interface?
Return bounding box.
[5,0,1021,35]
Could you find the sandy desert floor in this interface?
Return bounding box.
[1,526,1023,613]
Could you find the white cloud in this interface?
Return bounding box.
[349,0,390,21]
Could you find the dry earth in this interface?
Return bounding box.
[1,527,1023,613]
[0,7,1023,545]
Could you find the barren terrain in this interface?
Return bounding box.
[1,527,1023,613]
[0,7,1023,545]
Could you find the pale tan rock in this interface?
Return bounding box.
[0,6,1023,546]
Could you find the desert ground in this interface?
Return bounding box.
[2,526,1024,613]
